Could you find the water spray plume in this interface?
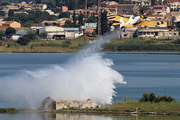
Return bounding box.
[0,30,126,108]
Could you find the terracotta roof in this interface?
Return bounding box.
[30,24,43,27]
[117,4,136,6]
[3,21,14,25]
[0,17,5,19]
[166,0,180,2]
[154,5,169,7]
[147,15,164,17]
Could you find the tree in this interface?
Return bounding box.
[58,12,70,18]
[15,13,28,26]
[0,11,5,16]
[5,27,16,35]
[87,16,97,23]
[0,31,5,40]
[100,10,110,35]
[34,9,43,23]
[0,1,9,6]
[63,20,80,27]
[39,31,47,39]
[3,17,14,21]
[73,10,76,23]
[8,10,15,17]
[139,6,150,14]
[46,0,56,12]
[36,0,42,4]
[17,36,30,45]
[78,12,84,25]
[27,31,37,40]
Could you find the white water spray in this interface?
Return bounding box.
[0,30,126,108]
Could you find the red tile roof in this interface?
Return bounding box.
[154,5,169,8]
[147,15,164,17]
[30,24,43,27]
[166,0,180,2]
[3,21,14,25]
[0,17,5,19]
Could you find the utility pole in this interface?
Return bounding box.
[98,0,101,35]
[84,0,87,43]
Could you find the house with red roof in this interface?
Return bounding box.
[101,1,118,7]
[166,0,180,10]
[153,5,170,15]
[2,21,21,28]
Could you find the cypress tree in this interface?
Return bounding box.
[73,10,76,23]
[101,10,110,35]
[8,10,15,17]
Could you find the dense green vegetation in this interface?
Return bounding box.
[102,39,180,51]
[4,10,58,27]
[0,108,18,113]
[139,92,176,103]
[0,0,130,10]
[1,38,180,53]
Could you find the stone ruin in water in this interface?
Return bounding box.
[42,97,93,110]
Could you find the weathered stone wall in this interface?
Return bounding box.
[56,99,92,110]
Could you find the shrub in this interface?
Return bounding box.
[7,42,20,48]
[47,43,61,47]
[149,92,156,102]
[172,39,180,44]
[139,92,149,102]
[139,92,176,103]
[17,36,30,45]
[156,95,176,103]
[92,31,97,35]
[62,40,71,48]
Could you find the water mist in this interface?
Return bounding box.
[0,30,126,108]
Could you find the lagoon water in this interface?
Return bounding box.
[0,52,180,102]
[0,52,180,119]
[1,112,180,120]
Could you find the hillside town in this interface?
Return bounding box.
[0,0,180,41]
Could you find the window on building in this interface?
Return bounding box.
[174,33,176,35]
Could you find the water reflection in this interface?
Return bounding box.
[41,113,180,120]
[0,113,180,120]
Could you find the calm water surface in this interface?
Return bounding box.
[0,113,180,120]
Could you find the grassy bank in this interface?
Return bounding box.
[0,108,18,113]
[103,39,180,51]
[104,101,180,114]
[0,37,87,53]
[0,38,180,53]
[54,101,180,115]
